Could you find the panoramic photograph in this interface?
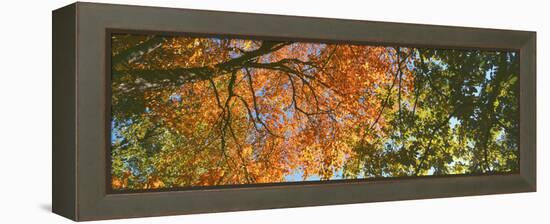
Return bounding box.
[109,33,520,191]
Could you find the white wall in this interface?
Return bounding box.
[0,0,546,223]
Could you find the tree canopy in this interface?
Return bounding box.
[110,34,519,190]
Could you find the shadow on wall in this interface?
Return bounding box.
[39,203,51,213]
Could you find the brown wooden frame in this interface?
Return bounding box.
[53,2,536,221]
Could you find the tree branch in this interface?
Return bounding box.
[112,36,167,66]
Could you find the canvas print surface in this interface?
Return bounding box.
[110,33,519,191]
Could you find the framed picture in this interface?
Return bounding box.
[52,2,536,221]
